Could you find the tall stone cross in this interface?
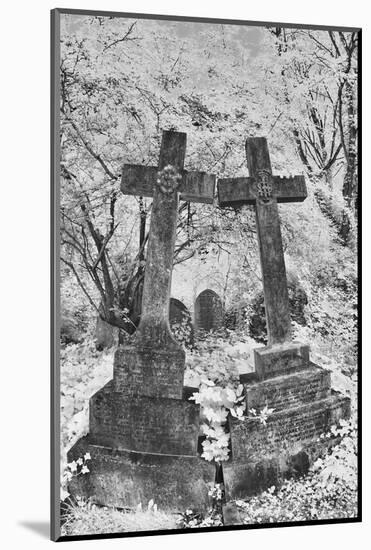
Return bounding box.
[114,130,215,398]
[218,137,309,379]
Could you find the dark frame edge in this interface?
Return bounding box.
[50,9,362,542]
[356,27,362,524]
[53,7,361,33]
[57,516,361,542]
[51,7,61,543]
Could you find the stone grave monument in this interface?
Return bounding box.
[169,297,194,347]
[68,131,216,511]
[218,137,350,497]
[194,289,223,333]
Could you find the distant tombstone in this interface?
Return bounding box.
[61,314,83,345]
[169,298,194,346]
[95,316,119,350]
[195,289,223,333]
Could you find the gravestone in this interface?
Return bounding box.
[218,137,350,498]
[194,289,223,333]
[95,317,116,349]
[169,298,194,347]
[68,131,216,511]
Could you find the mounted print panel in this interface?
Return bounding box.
[51,8,361,542]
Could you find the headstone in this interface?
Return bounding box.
[60,315,82,345]
[194,289,223,333]
[95,312,119,350]
[218,137,351,498]
[68,131,216,511]
[169,298,194,347]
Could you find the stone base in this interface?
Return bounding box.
[113,341,185,399]
[67,437,215,512]
[222,502,244,526]
[223,390,350,499]
[254,341,309,380]
[89,381,200,455]
[223,435,340,500]
[244,364,331,413]
[229,391,350,462]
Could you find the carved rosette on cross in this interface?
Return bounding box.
[155,164,182,195]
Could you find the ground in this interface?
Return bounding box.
[60,328,358,535]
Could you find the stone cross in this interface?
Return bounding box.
[115,130,215,398]
[121,130,215,343]
[218,137,309,379]
[67,131,217,511]
[218,137,307,344]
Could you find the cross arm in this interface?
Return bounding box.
[121,164,215,204]
[273,175,307,203]
[217,177,255,207]
[244,137,307,204]
[121,164,158,198]
[217,174,307,207]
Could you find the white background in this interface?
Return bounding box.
[0,0,368,548]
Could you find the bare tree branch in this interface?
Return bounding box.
[103,22,138,52]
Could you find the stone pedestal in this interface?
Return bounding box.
[67,341,215,511]
[224,359,351,499]
[89,381,200,454]
[68,437,214,512]
[254,342,309,379]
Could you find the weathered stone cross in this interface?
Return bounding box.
[115,130,215,398]
[218,137,309,379]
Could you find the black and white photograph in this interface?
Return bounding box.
[51,8,360,541]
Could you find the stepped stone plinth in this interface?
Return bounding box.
[68,437,214,512]
[113,330,185,399]
[254,342,310,379]
[68,338,215,511]
[89,381,200,455]
[223,360,350,498]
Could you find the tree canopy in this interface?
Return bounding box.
[59,15,358,342]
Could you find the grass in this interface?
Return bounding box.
[61,502,180,536]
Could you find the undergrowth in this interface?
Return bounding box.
[62,501,178,536]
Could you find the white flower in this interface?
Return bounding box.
[60,488,70,501]
[65,471,73,481]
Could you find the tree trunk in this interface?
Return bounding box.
[342,81,357,211]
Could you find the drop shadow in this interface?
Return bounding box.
[18,521,50,539]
